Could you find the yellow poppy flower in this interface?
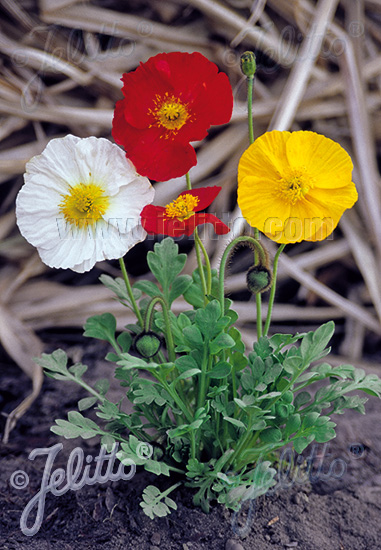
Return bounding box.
[237,130,358,243]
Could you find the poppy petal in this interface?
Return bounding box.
[179,186,222,212]
[193,213,230,235]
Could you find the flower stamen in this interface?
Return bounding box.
[149,93,190,138]
[278,169,314,204]
[59,182,110,228]
[165,194,199,220]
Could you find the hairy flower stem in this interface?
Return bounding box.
[246,75,263,338]
[119,257,143,327]
[263,243,286,336]
[247,75,254,145]
[185,172,209,303]
[144,297,176,363]
[219,236,267,316]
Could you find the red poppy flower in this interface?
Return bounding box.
[141,186,230,237]
[112,52,233,182]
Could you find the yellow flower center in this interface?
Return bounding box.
[165,194,199,220]
[149,93,190,137]
[278,169,314,204]
[59,182,109,228]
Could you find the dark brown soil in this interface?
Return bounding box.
[1,340,381,550]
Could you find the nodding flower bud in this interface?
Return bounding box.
[246,265,272,294]
[134,331,162,358]
[240,51,256,79]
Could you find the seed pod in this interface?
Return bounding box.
[246,265,273,294]
[134,331,162,358]
[240,51,257,78]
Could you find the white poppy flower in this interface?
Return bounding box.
[16,135,155,273]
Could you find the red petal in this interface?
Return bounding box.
[190,72,233,127]
[179,186,222,212]
[163,217,195,237]
[112,113,197,182]
[141,205,167,234]
[194,213,230,235]
[141,205,230,237]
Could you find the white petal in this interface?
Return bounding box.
[25,135,83,193]
[106,175,155,231]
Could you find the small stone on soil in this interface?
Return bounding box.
[150,533,161,545]
[225,539,245,550]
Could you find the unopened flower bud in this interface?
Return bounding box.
[134,331,162,358]
[246,265,272,294]
[240,51,256,79]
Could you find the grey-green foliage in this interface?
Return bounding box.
[37,238,381,519]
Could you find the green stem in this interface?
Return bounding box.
[263,244,286,336]
[247,76,254,144]
[195,231,212,295]
[145,297,176,363]
[224,417,254,471]
[159,482,182,499]
[196,346,211,411]
[68,374,105,403]
[160,378,193,424]
[190,431,196,460]
[185,172,208,301]
[119,257,143,327]
[194,228,208,302]
[246,75,262,338]
[218,236,267,317]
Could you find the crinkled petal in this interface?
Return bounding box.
[141,205,167,234]
[237,175,291,236]
[25,134,83,193]
[286,131,354,189]
[105,175,155,228]
[179,186,221,212]
[141,204,229,237]
[238,131,290,183]
[193,213,230,235]
[113,117,197,181]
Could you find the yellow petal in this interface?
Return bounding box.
[286,131,353,189]
[238,175,291,241]
[238,130,291,182]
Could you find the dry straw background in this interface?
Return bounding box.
[1,0,381,441]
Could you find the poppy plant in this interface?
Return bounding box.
[112,52,233,182]
[141,186,230,237]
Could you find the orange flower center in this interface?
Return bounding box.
[165,194,199,220]
[149,93,190,137]
[278,169,314,204]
